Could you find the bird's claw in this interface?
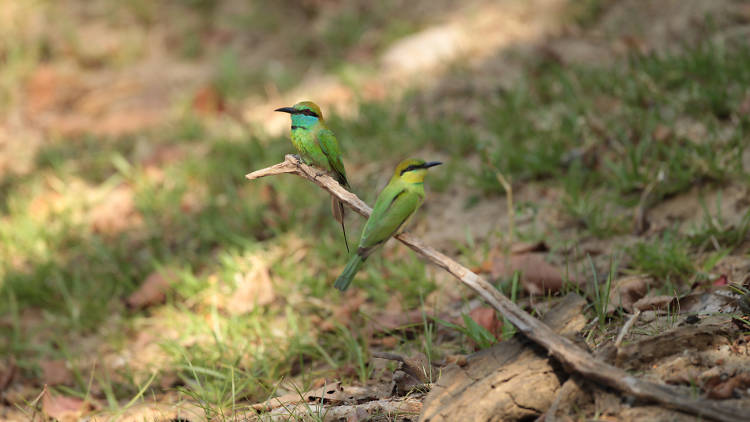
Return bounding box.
[291,154,305,172]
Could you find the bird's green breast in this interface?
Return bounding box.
[289,126,331,171]
[358,180,424,249]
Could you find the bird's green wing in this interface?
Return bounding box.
[315,128,348,187]
[358,185,420,254]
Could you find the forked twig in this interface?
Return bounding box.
[246,155,746,422]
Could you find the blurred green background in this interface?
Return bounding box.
[0,0,749,420]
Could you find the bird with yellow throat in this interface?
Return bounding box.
[334,158,441,291]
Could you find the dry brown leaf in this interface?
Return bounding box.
[126,270,175,309]
[361,79,387,101]
[370,336,400,348]
[441,354,468,367]
[108,401,204,422]
[263,396,422,421]
[42,391,90,422]
[490,253,578,295]
[25,66,60,113]
[468,306,502,340]
[309,377,328,390]
[320,290,367,331]
[620,34,649,55]
[712,274,729,286]
[180,190,204,214]
[226,257,276,315]
[192,85,225,115]
[24,66,84,115]
[29,191,66,220]
[365,309,424,334]
[74,79,140,116]
[89,185,142,235]
[652,124,672,142]
[607,275,652,313]
[40,360,73,386]
[251,381,379,412]
[712,255,750,286]
[362,291,426,333]
[93,110,163,137]
[632,295,673,312]
[510,241,548,254]
[473,243,548,273]
[472,258,493,274]
[140,144,189,169]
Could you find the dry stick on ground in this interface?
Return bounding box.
[246,155,747,422]
[614,309,641,348]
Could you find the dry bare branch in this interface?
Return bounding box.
[246,155,747,422]
[614,309,641,348]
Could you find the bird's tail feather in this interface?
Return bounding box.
[334,254,364,291]
[331,197,349,253]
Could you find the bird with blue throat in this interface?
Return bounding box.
[334,158,442,291]
[275,101,351,251]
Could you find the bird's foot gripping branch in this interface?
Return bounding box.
[246,154,747,422]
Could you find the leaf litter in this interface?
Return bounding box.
[3,0,750,421]
[41,389,91,422]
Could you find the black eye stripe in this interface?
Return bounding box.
[400,164,423,175]
[295,109,319,117]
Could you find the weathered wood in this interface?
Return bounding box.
[614,320,734,370]
[246,155,749,422]
[259,396,423,422]
[420,294,587,421]
[545,375,590,422]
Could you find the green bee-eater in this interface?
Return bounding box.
[334,158,442,291]
[275,101,351,251]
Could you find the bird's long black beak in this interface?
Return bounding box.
[274,106,295,114]
[423,161,443,169]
